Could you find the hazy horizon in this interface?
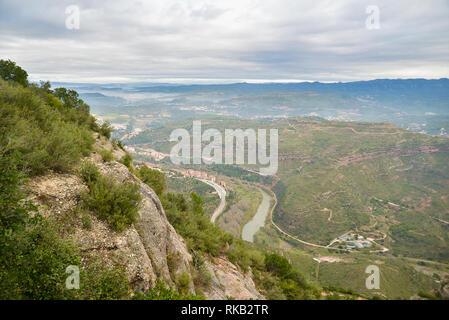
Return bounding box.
[37,77,449,86]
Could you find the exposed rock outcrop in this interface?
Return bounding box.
[204,257,264,300]
[95,160,194,292]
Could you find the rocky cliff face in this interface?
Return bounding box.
[26,134,262,299]
[204,257,264,300]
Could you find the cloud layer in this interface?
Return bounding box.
[1,0,448,83]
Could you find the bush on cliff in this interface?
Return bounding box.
[82,175,142,232]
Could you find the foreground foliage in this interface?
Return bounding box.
[0,61,132,299]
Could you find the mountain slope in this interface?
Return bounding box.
[27,134,262,298]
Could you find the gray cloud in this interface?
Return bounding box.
[0,0,448,83]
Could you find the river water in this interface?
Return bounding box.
[241,189,271,242]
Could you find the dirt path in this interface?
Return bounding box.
[322,208,333,222]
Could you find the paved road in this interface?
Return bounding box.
[197,179,226,224]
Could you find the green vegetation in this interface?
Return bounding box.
[99,122,113,139]
[79,160,100,184]
[81,174,142,232]
[176,271,191,295]
[0,59,28,87]
[112,138,125,151]
[166,175,219,217]
[137,166,166,196]
[0,79,95,175]
[226,240,321,299]
[261,253,320,299]
[163,191,233,256]
[0,61,134,299]
[192,252,212,291]
[98,148,114,162]
[0,153,130,299]
[119,153,133,170]
[0,155,32,230]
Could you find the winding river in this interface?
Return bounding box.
[241,189,272,242]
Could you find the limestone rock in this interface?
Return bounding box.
[204,257,264,300]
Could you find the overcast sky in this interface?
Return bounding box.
[1,0,448,83]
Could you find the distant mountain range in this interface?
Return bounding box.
[52,78,449,95]
[53,78,449,136]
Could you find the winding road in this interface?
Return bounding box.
[197,178,226,223]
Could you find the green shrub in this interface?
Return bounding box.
[78,260,130,299]
[177,272,191,295]
[81,211,92,230]
[193,259,212,289]
[112,138,125,150]
[261,253,321,299]
[137,166,166,196]
[82,175,142,232]
[78,161,100,184]
[264,253,292,277]
[164,192,188,212]
[98,149,113,162]
[99,122,113,139]
[120,153,133,170]
[0,216,76,299]
[226,240,265,272]
[0,154,33,230]
[418,290,439,300]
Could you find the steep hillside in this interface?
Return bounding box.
[26,133,262,298]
